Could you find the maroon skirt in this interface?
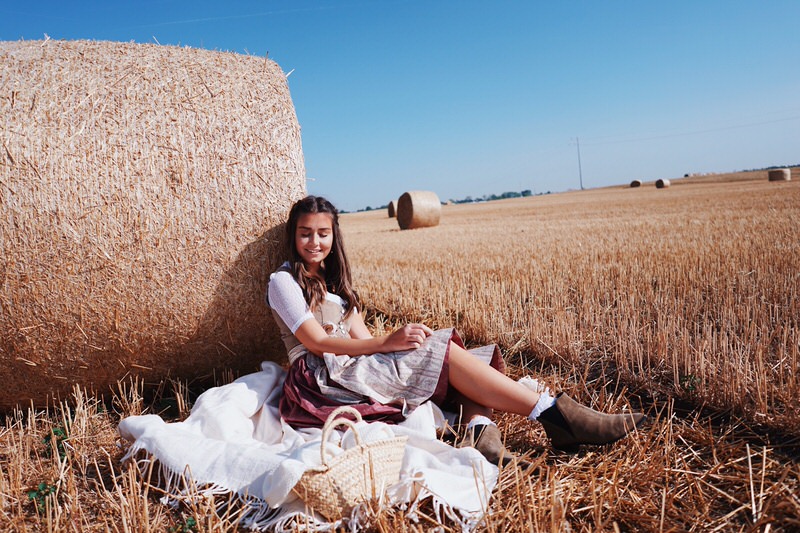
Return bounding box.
[279,328,505,428]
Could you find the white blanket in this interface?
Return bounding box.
[118,361,498,531]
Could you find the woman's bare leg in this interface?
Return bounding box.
[447,341,539,417]
[450,390,492,425]
[448,342,646,454]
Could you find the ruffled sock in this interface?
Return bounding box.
[466,415,495,430]
[527,390,556,420]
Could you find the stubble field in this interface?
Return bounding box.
[343,171,799,531]
[1,170,798,531]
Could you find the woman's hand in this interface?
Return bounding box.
[382,323,434,353]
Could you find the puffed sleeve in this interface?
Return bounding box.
[267,270,314,333]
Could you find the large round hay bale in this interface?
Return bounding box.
[655,179,671,189]
[768,168,791,182]
[396,191,441,230]
[630,179,642,188]
[387,200,397,218]
[0,39,306,409]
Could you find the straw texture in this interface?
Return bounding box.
[768,168,791,181]
[0,39,306,409]
[656,178,671,189]
[396,191,441,230]
[293,407,407,520]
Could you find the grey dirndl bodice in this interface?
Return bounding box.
[270,292,353,365]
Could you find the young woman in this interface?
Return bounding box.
[267,195,645,464]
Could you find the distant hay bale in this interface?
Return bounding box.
[630,180,642,188]
[387,200,397,218]
[397,191,441,230]
[768,168,791,182]
[0,39,306,409]
[656,179,671,189]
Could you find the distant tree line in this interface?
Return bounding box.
[449,189,537,204]
[756,163,799,171]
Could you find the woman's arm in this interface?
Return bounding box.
[294,316,432,357]
[268,270,431,357]
[347,308,373,340]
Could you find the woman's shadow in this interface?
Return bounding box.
[173,223,289,394]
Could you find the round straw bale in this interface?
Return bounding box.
[630,179,642,188]
[387,200,397,218]
[768,168,791,182]
[397,191,441,230]
[655,178,671,189]
[0,39,306,409]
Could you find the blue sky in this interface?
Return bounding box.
[3,1,799,211]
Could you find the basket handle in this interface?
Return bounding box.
[319,406,365,466]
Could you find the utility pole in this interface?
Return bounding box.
[574,136,584,190]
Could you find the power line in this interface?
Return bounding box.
[581,114,800,147]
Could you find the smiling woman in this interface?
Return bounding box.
[295,214,334,273]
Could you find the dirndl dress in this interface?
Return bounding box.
[275,299,505,428]
[271,270,505,428]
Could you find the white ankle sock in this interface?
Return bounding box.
[528,391,556,420]
[467,415,495,430]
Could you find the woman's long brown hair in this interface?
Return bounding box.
[285,196,361,318]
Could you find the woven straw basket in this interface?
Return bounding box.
[293,406,408,520]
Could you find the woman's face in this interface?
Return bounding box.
[295,212,334,273]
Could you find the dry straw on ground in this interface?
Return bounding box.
[0,39,305,409]
[1,171,799,531]
[768,168,792,181]
[656,178,671,189]
[396,190,441,230]
[387,199,396,218]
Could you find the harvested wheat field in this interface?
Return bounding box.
[1,170,798,532]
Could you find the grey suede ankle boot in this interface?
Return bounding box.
[459,424,528,469]
[537,393,646,452]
